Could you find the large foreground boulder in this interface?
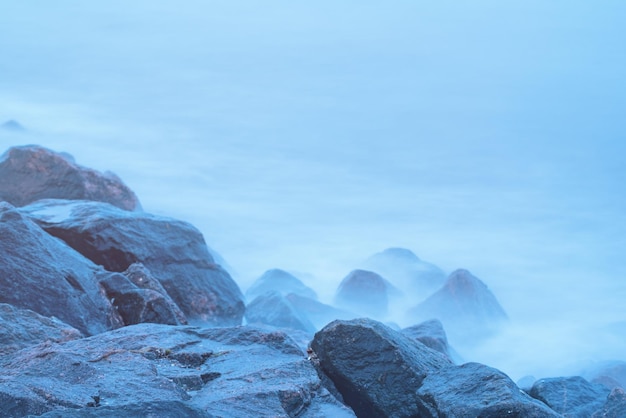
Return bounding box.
[0,145,141,211]
[20,199,245,326]
[0,323,355,418]
[0,303,83,355]
[0,202,123,335]
[245,269,318,302]
[529,376,611,417]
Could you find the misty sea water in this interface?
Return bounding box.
[1,0,625,380]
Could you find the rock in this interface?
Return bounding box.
[310,318,451,417]
[416,362,561,417]
[0,303,83,355]
[0,145,141,211]
[0,323,355,417]
[362,247,446,298]
[98,272,186,326]
[592,387,626,418]
[529,376,610,417]
[401,319,455,361]
[1,119,26,132]
[334,270,398,319]
[0,202,123,335]
[20,199,245,326]
[407,269,508,342]
[582,360,626,390]
[245,268,318,302]
[285,293,355,330]
[245,291,317,334]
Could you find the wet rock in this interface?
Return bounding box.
[407,269,508,342]
[246,268,318,302]
[245,291,317,334]
[529,376,610,417]
[285,293,355,330]
[362,247,446,299]
[0,303,82,355]
[401,319,456,362]
[0,202,123,335]
[416,362,561,417]
[592,387,626,418]
[310,318,451,417]
[98,272,186,326]
[20,199,245,326]
[0,323,354,418]
[334,270,398,319]
[0,145,140,211]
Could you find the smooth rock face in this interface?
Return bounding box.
[0,303,83,355]
[408,269,508,341]
[401,319,454,361]
[246,268,318,302]
[0,323,355,418]
[362,247,446,298]
[334,270,394,319]
[21,199,245,326]
[245,291,317,334]
[529,376,611,418]
[0,202,123,335]
[0,145,141,211]
[310,318,451,418]
[416,362,561,418]
[582,360,626,390]
[285,293,355,330]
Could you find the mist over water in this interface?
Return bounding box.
[2,1,625,381]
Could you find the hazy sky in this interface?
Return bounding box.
[1,1,625,379]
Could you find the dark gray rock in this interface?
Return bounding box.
[0,323,355,418]
[401,319,455,361]
[246,268,318,301]
[334,270,397,319]
[416,362,561,417]
[285,293,355,330]
[0,145,140,211]
[529,376,610,417]
[407,269,508,342]
[20,199,245,326]
[310,318,451,418]
[362,247,446,299]
[0,303,83,355]
[592,387,626,418]
[245,291,317,334]
[98,273,186,326]
[0,202,123,335]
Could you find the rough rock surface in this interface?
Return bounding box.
[0,202,123,335]
[245,291,317,334]
[0,145,140,211]
[0,323,354,418]
[401,319,453,361]
[362,247,446,298]
[310,318,451,417]
[416,362,561,417]
[0,303,83,355]
[592,387,626,418]
[20,199,245,326]
[408,268,508,341]
[285,293,355,330]
[529,376,611,417]
[246,268,318,302]
[334,270,396,319]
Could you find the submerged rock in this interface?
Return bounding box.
[245,291,317,334]
[21,199,245,326]
[246,268,318,302]
[401,319,457,362]
[0,145,141,211]
[285,293,355,330]
[334,269,397,319]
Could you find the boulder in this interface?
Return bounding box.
[334,270,398,319]
[416,362,561,417]
[245,291,317,334]
[529,376,610,417]
[1,119,26,132]
[246,268,318,302]
[285,293,355,330]
[0,202,123,335]
[0,323,355,418]
[310,318,451,417]
[592,387,626,418]
[582,360,626,390]
[401,319,455,361]
[20,199,245,326]
[362,247,446,298]
[0,145,140,211]
[0,303,82,355]
[407,269,508,342]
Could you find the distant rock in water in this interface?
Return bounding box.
[246,269,318,302]
[0,145,141,211]
[334,269,398,319]
[1,119,26,132]
[362,247,446,301]
[285,293,355,330]
[402,319,457,362]
[245,291,317,334]
[407,269,508,341]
